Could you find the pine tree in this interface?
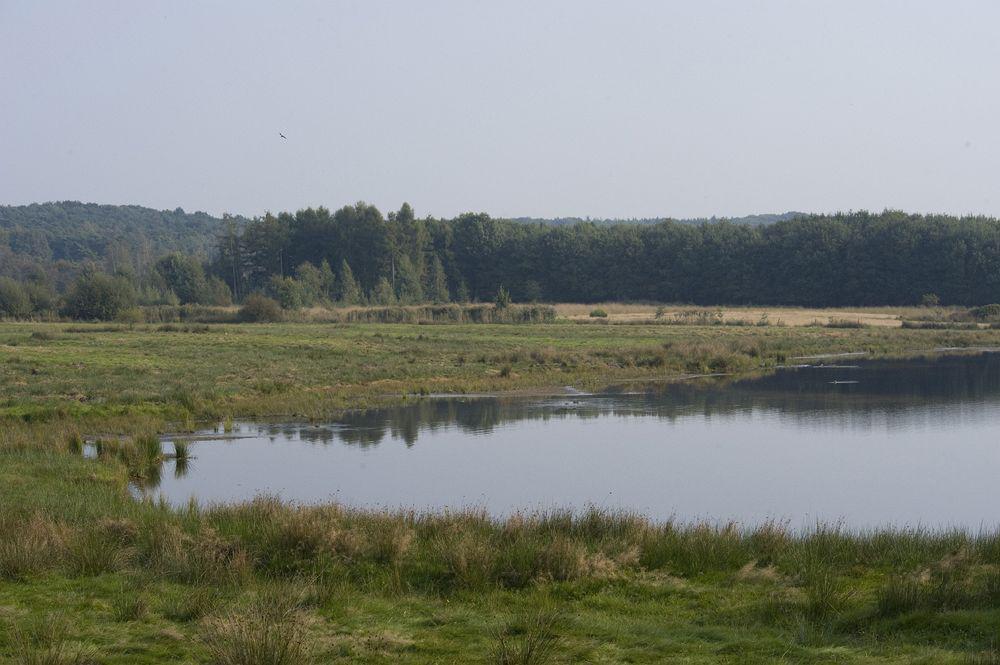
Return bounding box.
[372,277,396,305]
[318,259,336,300]
[456,280,470,303]
[427,256,450,303]
[395,255,424,304]
[339,260,362,305]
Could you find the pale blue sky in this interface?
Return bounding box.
[2,1,999,219]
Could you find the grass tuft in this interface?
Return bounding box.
[202,591,310,665]
[9,614,91,665]
[109,582,147,622]
[172,439,190,461]
[160,586,221,622]
[488,608,563,665]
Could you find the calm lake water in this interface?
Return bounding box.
[151,352,1000,529]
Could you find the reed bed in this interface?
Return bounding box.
[8,442,1000,661]
[4,450,1000,597]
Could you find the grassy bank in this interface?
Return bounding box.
[4,320,1000,662]
[4,320,1000,423]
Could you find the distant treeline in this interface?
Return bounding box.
[6,201,1000,320]
[511,212,804,227]
[213,205,1000,308]
[1,201,240,262]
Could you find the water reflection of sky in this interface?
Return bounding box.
[152,352,1000,529]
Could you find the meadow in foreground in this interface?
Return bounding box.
[4,319,1000,663]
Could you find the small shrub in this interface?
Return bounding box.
[239,294,284,323]
[921,293,940,307]
[670,309,724,326]
[267,275,305,310]
[0,277,33,319]
[495,285,512,310]
[825,318,866,329]
[61,271,136,321]
[588,308,608,318]
[971,304,1000,321]
[115,307,145,328]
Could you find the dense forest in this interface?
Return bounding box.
[0,202,240,318]
[0,201,236,259]
[4,201,1000,319]
[213,204,1000,309]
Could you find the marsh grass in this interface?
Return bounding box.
[99,435,164,485]
[0,514,59,581]
[801,569,853,620]
[141,520,251,585]
[825,318,868,329]
[171,439,190,461]
[488,608,563,665]
[902,320,982,330]
[160,586,222,622]
[65,432,82,455]
[64,528,130,577]
[109,581,147,622]
[875,556,1000,617]
[967,645,1000,665]
[7,445,1000,661]
[338,304,556,324]
[136,434,161,461]
[9,614,91,665]
[202,588,310,665]
[156,323,211,333]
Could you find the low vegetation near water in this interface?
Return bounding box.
[6,317,1000,423]
[5,319,1000,662]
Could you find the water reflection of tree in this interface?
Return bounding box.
[251,352,1000,450]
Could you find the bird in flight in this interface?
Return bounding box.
[279,132,287,140]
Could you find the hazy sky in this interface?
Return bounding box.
[3,1,1000,219]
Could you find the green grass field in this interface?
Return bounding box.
[4,320,1000,663]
